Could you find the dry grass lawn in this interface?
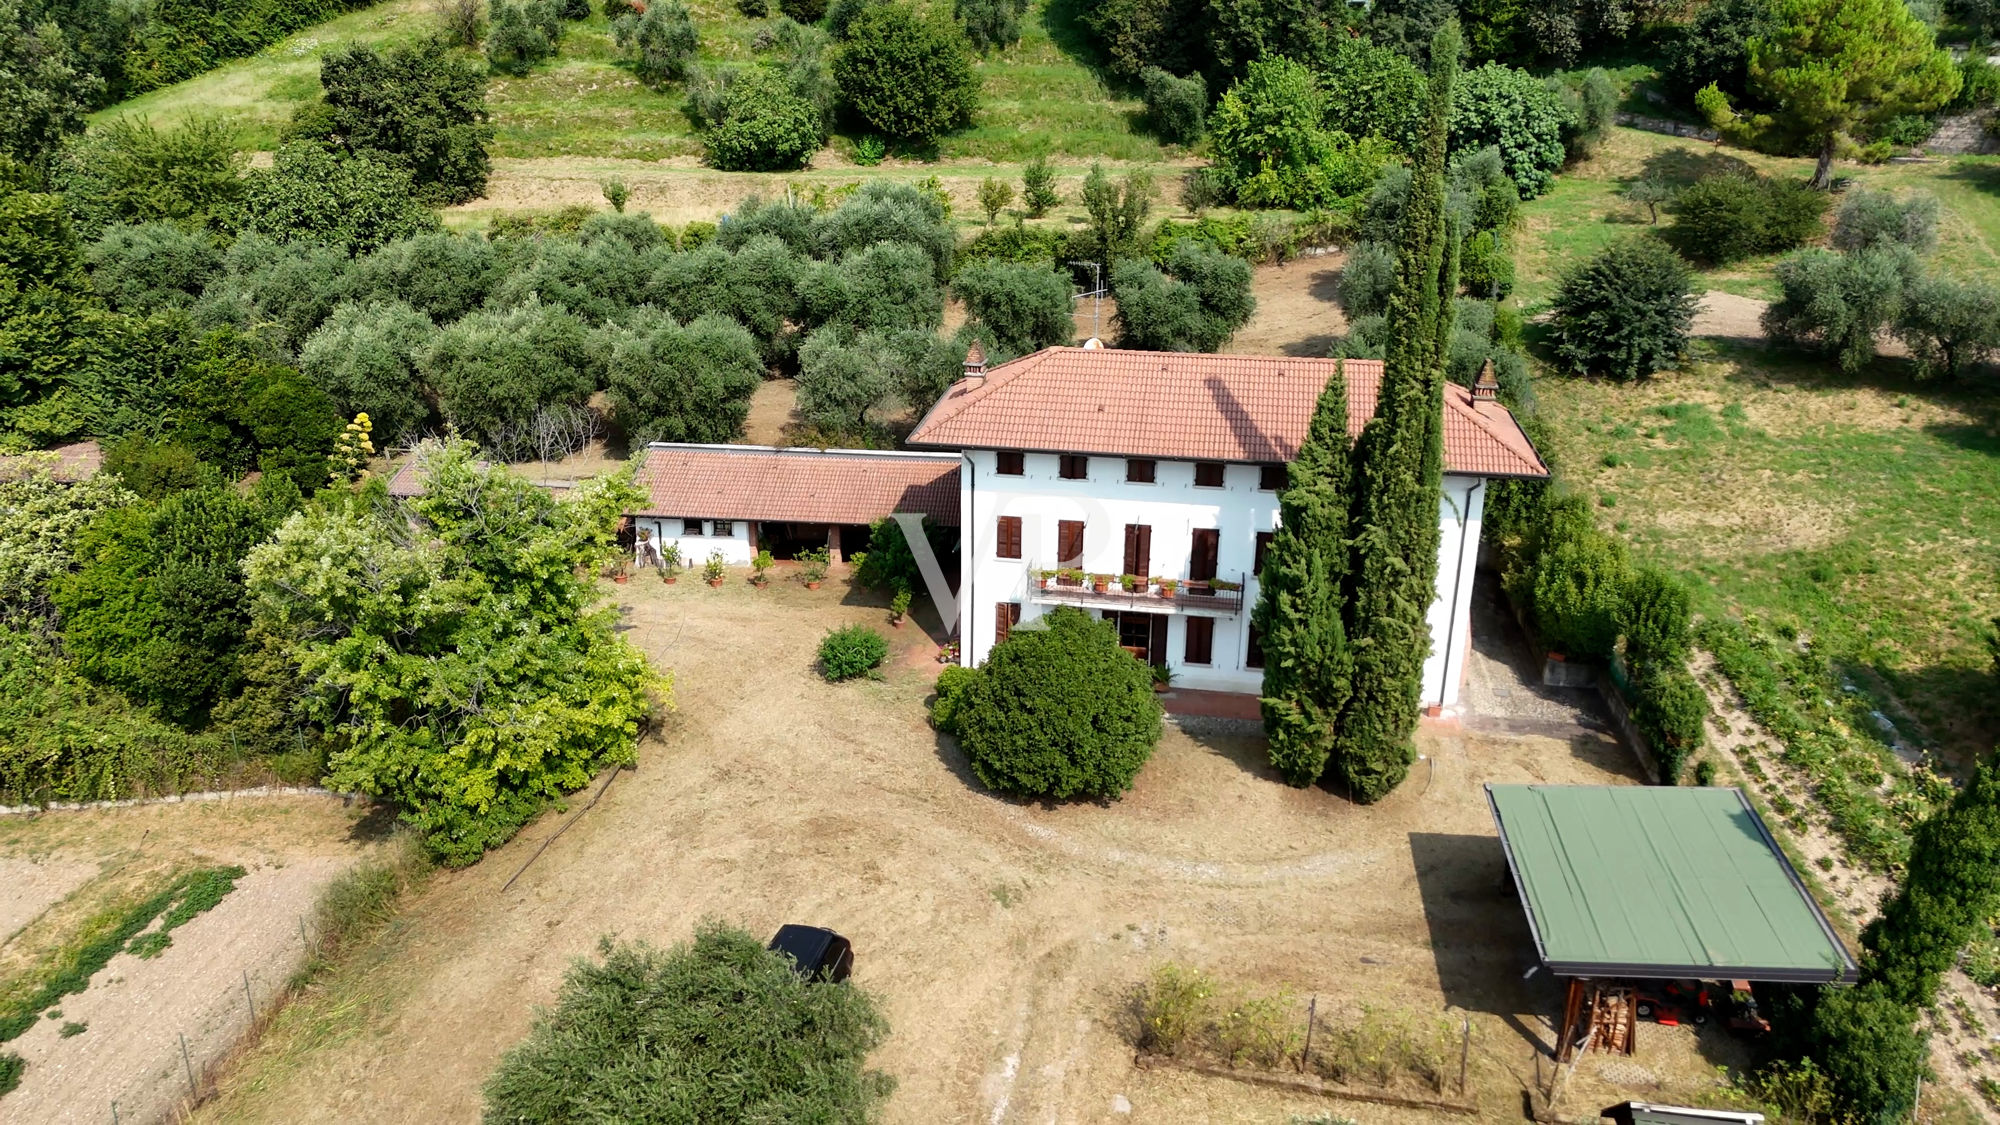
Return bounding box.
[183,575,1771,1124]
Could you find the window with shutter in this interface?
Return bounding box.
[1057,520,1084,567]
[1184,617,1214,664]
[1122,523,1151,577]
[1189,528,1219,582]
[996,516,1022,559]
[1194,462,1224,487]
[995,601,1021,642]
[996,451,1024,475]
[1259,464,1286,490]
[1059,454,1088,479]
[1126,458,1156,483]
[1255,531,1274,575]
[1246,622,1265,669]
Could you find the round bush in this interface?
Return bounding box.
[952,607,1163,799]
[706,71,825,171]
[1548,238,1698,381]
[819,624,889,680]
[833,3,979,146]
[1668,173,1827,264]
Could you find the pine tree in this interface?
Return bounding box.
[1332,20,1461,803]
[1254,365,1354,786]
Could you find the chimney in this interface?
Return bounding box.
[1472,358,1499,406]
[961,342,987,386]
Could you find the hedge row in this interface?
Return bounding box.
[958,209,1353,274]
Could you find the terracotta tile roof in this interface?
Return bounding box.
[634,444,961,526]
[907,347,1549,479]
[0,440,102,483]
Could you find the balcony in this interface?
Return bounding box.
[1026,573,1246,615]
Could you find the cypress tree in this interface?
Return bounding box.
[1254,365,1354,786]
[1332,20,1461,802]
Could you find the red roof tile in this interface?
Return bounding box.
[907,348,1548,479]
[634,445,961,526]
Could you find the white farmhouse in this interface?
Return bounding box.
[907,345,1548,716]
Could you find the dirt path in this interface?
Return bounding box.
[192,580,1746,1125]
[0,798,386,1125]
[1691,291,1770,344]
[0,858,94,944]
[1230,255,1349,358]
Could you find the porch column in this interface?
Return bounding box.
[827,525,843,563]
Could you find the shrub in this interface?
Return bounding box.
[602,309,764,445]
[1111,239,1254,352]
[1895,274,2000,380]
[349,230,498,322]
[489,0,560,74]
[299,300,438,445]
[1620,566,1692,665]
[1630,661,1706,784]
[833,4,979,146]
[615,2,700,85]
[1802,983,1926,1123]
[1668,173,1828,264]
[852,514,950,591]
[703,70,824,171]
[306,42,495,206]
[1526,499,1628,661]
[1831,188,1939,254]
[930,662,977,732]
[1141,66,1205,145]
[952,606,1162,798]
[976,176,1013,223]
[1559,67,1617,161]
[1763,247,1915,373]
[418,299,598,456]
[956,0,1027,50]
[54,116,248,239]
[1137,963,1215,1056]
[1337,241,1396,318]
[818,623,889,680]
[1448,63,1572,199]
[84,222,223,313]
[1022,155,1059,217]
[780,0,829,20]
[242,146,442,254]
[1209,59,1391,210]
[950,260,1072,354]
[1320,35,1425,153]
[1458,229,1513,299]
[1548,238,1698,381]
[959,222,1062,267]
[483,926,893,1122]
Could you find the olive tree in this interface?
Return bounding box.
[298,300,439,446]
[602,309,764,445]
[1110,239,1254,352]
[418,298,598,458]
[950,260,1072,355]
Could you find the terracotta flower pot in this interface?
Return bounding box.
[613,574,628,584]
[1159,588,1175,600]
[707,578,724,587]
[805,580,822,590]
[1092,580,1109,593]
[664,576,678,584]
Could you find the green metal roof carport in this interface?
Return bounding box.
[1485,785,1855,984]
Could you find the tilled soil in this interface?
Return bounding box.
[192,578,1746,1124]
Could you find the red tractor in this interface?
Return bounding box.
[1633,980,1770,1034]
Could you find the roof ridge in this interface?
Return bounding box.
[907,346,1057,439]
[1442,383,1546,472]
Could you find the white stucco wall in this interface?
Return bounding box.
[958,449,1489,709]
[633,516,754,568]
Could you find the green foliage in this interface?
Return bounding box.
[1662,0,1776,103]
[1763,246,1915,373]
[1447,63,1571,200]
[1521,496,1627,661]
[951,260,1072,355]
[833,4,978,146]
[489,0,561,75]
[647,236,805,365]
[1629,660,1705,784]
[1110,239,1254,352]
[1334,20,1459,805]
[1667,173,1828,264]
[101,435,215,499]
[1560,68,1617,162]
[1801,982,1925,1124]
[0,1,99,168]
[55,116,246,238]
[304,41,494,206]
[703,69,825,171]
[0,466,133,626]
[1209,58,1392,211]
[1619,565,1692,665]
[1831,188,1939,255]
[959,222,1064,267]
[1076,0,1200,84]
[83,222,221,312]
[0,1051,17,1095]
[1255,368,1353,786]
[299,300,437,446]
[1141,67,1204,145]
[976,178,1012,226]
[126,864,245,958]
[852,514,950,592]
[1079,163,1152,265]
[348,230,498,323]
[801,239,945,335]
[808,179,955,281]
[1863,763,2000,1010]
[929,662,977,733]
[482,926,893,1123]
[1894,273,2000,381]
[952,607,1162,798]
[615,1,700,85]
[1320,35,1424,153]
[818,623,889,680]
[243,145,442,254]
[54,485,277,725]
[602,308,763,445]
[1021,154,1059,217]
[957,0,1027,50]
[796,325,956,433]
[245,441,660,865]
[1549,238,1698,381]
[1336,240,1396,319]
[419,299,597,457]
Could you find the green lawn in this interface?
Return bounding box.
[91,0,1165,166]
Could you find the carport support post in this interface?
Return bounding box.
[827,525,842,563]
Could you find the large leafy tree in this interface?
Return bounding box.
[950,260,1073,356]
[53,484,277,726]
[1254,366,1354,786]
[242,145,442,254]
[484,925,893,1123]
[297,41,494,205]
[243,441,663,865]
[602,308,764,445]
[832,3,978,146]
[54,116,247,238]
[1110,239,1255,352]
[1447,63,1571,200]
[418,298,598,457]
[0,0,99,168]
[1698,0,1958,189]
[1208,57,1393,211]
[1333,20,1460,803]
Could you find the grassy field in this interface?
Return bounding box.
[95,0,1166,166]
[1514,128,2000,770]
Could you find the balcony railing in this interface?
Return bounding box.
[1026,572,1246,615]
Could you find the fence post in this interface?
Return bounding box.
[1299,995,1316,1074]
[242,970,255,1023]
[111,1100,119,1124]
[180,1032,196,1099]
[1458,1017,1470,1096]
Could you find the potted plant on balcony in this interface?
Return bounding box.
[703,550,727,587]
[798,546,831,589]
[1091,573,1111,593]
[1207,578,1241,594]
[660,544,681,583]
[1037,569,1058,589]
[751,549,774,587]
[1156,577,1177,599]
[1058,568,1083,588]
[1119,573,1143,593]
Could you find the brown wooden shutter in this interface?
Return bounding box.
[1189,528,1219,582]
[996,451,1024,475]
[1254,531,1274,575]
[1149,615,1169,667]
[1058,520,1084,567]
[995,601,1020,642]
[996,516,1022,559]
[1245,622,1265,669]
[1122,523,1151,577]
[1195,462,1224,487]
[1184,617,1214,664]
